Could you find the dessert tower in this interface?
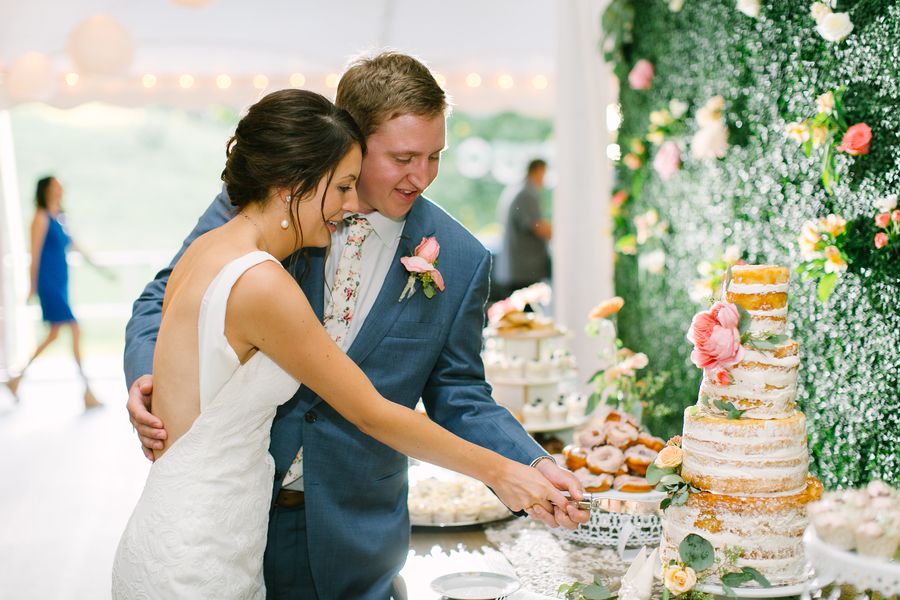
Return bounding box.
[660,265,823,585]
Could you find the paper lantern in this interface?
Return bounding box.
[66,14,134,76]
[6,52,58,102]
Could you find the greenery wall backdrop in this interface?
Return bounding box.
[605,0,899,488]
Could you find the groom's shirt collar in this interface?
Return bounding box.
[348,211,405,247]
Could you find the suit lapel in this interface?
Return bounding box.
[346,200,432,365]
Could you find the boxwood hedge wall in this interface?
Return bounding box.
[606,0,899,487]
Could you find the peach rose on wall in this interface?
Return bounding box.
[687,301,744,371]
[628,59,654,90]
[836,123,872,156]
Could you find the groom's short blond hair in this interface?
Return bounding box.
[336,50,450,138]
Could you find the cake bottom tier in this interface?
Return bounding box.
[660,477,823,586]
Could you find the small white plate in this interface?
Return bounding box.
[430,571,521,599]
[694,576,824,598]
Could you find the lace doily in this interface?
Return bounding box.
[485,519,632,597]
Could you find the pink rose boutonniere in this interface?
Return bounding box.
[399,236,445,301]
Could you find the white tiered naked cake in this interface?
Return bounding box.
[660,264,823,586]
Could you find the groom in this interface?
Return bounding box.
[125,50,587,599]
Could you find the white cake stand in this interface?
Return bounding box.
[803,526,900,597]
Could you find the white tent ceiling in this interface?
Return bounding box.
[0,0,558,114]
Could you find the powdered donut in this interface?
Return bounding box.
[586,445,625,475]
[563,444,588,471]
[624,444,658,476]
[576,427,607,449]
[614,474,654,493]
[606,422,639,448]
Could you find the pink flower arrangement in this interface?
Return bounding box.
[687,301,745,371]
[398,236,444,301]
[836,123,872,156]
[653,141,682,180]
[628,59,655,90]
[872,202,900,250]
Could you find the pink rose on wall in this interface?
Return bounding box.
[874,232,889,249]
[875,213,891,228]
[653,141,682,180]
[836,123,872,155]
[893,210,900,223]
[686,301,744,371]
[628,59,654,90]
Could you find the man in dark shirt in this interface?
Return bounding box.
[495,159,552,296]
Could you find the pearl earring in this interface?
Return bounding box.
[281,194,291,229]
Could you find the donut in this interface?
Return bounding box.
[606,422,639,448]
[614,475,654,493]
[576,470,614,493]
[576,427,607,449]
[624,445,658,476]
[563,444,588,471]
[636,434,665,452]
[605,409,640,429]
[586,445,625,475]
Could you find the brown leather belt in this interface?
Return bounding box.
[275,489,305,508]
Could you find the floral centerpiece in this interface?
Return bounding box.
[585,297,669,422]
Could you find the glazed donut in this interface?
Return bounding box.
[586,445,625,475]
[573,469,613,493]
[606,422,639,449]
[636,434,665,452]
[624,445,658,476]
[614,475,654,493]
[563,444,588,471]
[604,409,640,429]
[576,427,607,449]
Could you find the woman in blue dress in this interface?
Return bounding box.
[8,176,99,408]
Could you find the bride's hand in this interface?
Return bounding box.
[487,460,574,524]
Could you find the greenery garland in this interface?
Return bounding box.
[604,0,900,488]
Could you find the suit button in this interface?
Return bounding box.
[304,411,317,423]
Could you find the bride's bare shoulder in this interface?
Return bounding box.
[229,259,306,307]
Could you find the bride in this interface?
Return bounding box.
[111,89,570,598]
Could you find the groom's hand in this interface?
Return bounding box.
[127,374,166,461]
[526,459,590,530]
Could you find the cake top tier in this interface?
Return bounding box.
[730,264,790,285]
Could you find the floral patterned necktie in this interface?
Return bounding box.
[282,215,373,490]
[322,215,374,348]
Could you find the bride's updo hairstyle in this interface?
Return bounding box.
[221,89,365,248]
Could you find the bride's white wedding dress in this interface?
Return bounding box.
[112,251,298,599]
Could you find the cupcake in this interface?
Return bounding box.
[855,520,900,559]
[522,399,547,424]
[548,398,568,422]
[812,511,856,550]
[566,394,588,421]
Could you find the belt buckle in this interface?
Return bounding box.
[276,489,305,508]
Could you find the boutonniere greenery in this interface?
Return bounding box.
[399,236,445,301]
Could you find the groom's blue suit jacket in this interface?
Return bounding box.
[124,190,546,599]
